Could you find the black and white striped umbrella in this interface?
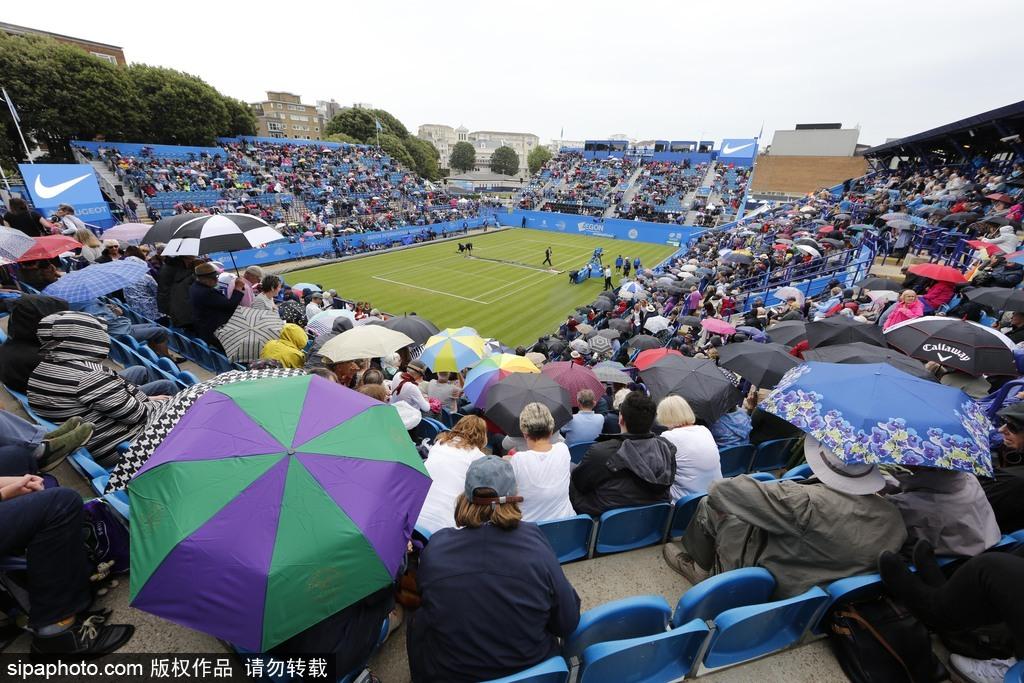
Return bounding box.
[160,214,285,258]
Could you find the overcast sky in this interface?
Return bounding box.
[8,0,1024,148]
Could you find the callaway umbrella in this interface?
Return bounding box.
[964,287,1024,312]
[306,309,356,338]
[101,223,152,243]
[717,342,801,388]
[462,353,539,406]
[141,212,205,245]
[129,375,431,650]
[907,263,968,285]
[319,326,414,362]
[627,334,663,351]
[760,362,991,476]
[857,276,905,291]
[0,226,35,263]
[805,317,885,349]
[633,347,683,371]
[484,373,572,437]
[884,317,1016,377]
[42,257,149,303]
[372,314,439,344]
[541,362,605,407]
[419,327,487,372]
[640,355,741,424]
[592,362,632,385]
[161,214,286,271]
[802,342,936,382]
[214,307,284,364]
[17,235,82,262]
[765,321,809,347]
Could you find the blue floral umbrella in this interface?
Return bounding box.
[760,362,992,477]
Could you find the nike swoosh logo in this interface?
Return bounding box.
[34,173,92,200]
[936,352,952,362]
[722,143,754,155]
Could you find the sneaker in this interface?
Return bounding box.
[45,417,82,440]
[948,654,1016,683]
[662,543,709,584]
[30,616,134,658]
[38,423,94,472]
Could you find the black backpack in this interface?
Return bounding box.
[827,595,947,683]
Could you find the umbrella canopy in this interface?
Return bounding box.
[419,327,487,372]
[940,212,981,225]
[774,286,805,305]
[633,347,683,371]
[717,342,801,389]
[795,244,821,258]
[627,334,663,351]
[722,252,753,265]
[161,214,285,258]
[42,258,149,303]
[592,362,631,384]
[484,373,572,437]
[857,276,905,291]
[640,355,741,424]
[576,323,595,336]
[101,223,152,243]
[884,317,1016,377]
[462,353,539,406]
[17,235,82,262]
[880,212,911,221]
[676,315,702,328]
[319,326,414,362]
[965,240,1005,256]
[964,287,1024,312]
[805,317,885,349]
[644,315,671,334]
[701,318,736,336]
[907,263,968,284]
[545,338,567,356]
[214,307,284,363]
[541,362,605,407]
[306,309,356,338]
[142,213,208,245]
[290,282,322,296]
[588,328,621,341]
[591,298,614,312]
[129,375,430,650]
[887,219,914,232]
[0,226,35,262]
[760,362,991,476]
[588,335,613,356]
[802,342,936,381]
[568,338,591,355]
[607,318,632,333]
[372,314,439,344]
[618,282,646,300]
[735,325,769,343]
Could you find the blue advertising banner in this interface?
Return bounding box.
[716,139,758,167]
[18,163,114,228]
[506,210,704,247]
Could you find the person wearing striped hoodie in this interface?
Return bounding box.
[27,312,167,466]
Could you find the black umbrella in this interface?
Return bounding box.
[587,328,621,341]
[597,290,618,300]
[591,298,614,312]
[677,315,702,328]
[802,342,937,382]
[484,373,572,437]
[764,320,808,347]
[663,283,688,295]
[717,342,801,388]
[940,212,981,225]
[884,318,1016,377]
[857,276,905,291]
[371,314,439,344]
[964,287,1024,312]
[545,338,567,355]
[806,317,885,349]
[628,334,663,351]
[639,356,741,424]
[607,318,632,332]
[794,238,821,248]
[141,213,204,245]
[723,252,754,265]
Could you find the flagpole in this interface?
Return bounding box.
[1,87,33,163]
[0,163,10,192]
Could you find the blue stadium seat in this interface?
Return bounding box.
[749,438,796,473]
[813,573,882,635]
[781,463,812,480]
[178,371,200,386]
[68,448,109,482]
[667,493,706,539]
[594,503,672,555]
[1011,529,1024,544]
[537,515,595,564]
[104,490,131,521]
[577,618,709,683]
[718,444,754,477]
[479,657,568,683]
[156,356,180,376]
[1005,661,1024,683]
[701,586,829,669]
[564,595,672,661]
[417,417,448,442]
[568,441,595,465]
[671,567,776,628]
[748,472,777,483]
[412,525,433,543]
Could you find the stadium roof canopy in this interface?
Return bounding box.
[863,99,1024,162]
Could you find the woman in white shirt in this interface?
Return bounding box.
[389,359,431,413]
[656,395,722,500]
[250,275,281,311]
[416,416,488,533]
[506,402,576,523]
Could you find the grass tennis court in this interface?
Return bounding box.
[288,228,677,346]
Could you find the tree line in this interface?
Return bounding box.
[324,107,441,181]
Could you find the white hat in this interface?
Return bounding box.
[803,435,884,495]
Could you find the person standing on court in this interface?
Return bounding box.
[633,256,642,272]
[615,254,624,271]
[623,258,631,278]
[543,247,553,266]
[603,265,613,291]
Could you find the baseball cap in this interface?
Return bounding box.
[464,456,522,505]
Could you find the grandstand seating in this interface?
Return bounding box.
[567,440,594,464]
[594,503,672,555]
[481,657,569,683]
[537,515,596,563]
[563,595,672,661]
[576,619,709,683]
[718,444,755,477]
[748,438,798,473]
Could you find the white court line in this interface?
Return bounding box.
[371,276,487,303]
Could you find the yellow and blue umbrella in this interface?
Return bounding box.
[463,353,538,406]
[419,327,487,372]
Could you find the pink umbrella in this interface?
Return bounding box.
[701,318,737,336]
[540,362,605,408]
[101,223,152,243]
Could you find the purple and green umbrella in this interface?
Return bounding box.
[128,374,430,650]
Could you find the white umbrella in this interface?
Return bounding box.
[0,226,34,263]
[795,244,821,258]
[319,326,414,362]
[618,281,645,300]
[644,315,671,334]
[306,309,356,337]
[866,290,899,304]
[773,286,805,305]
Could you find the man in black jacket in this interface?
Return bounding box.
[0,295,68,393]
[189,262,243,348]
[570,391,676,516]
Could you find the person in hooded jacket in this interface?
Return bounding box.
[27,312,165,466]
[260,323,308,369]
[0,294,69,393]
[982,224,1020,255]
[569,391,676,516]
[156,255,195,329]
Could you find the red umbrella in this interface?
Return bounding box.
[907,263,968,284]
[817,225,835,233]
[540,362,605,408]
[701,318,737,336]
[772,243,790,251]
[966,240,1005,255]
[16,235,82,262]
[633,348,683,371]
[986,193,1016,204]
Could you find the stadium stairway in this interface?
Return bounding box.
[684,164,718,224]
[604,165,645,218]
[84,156,150,221]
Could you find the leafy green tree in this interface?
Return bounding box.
[527,145,553,174]
[324,108,378,142]
[324,132,360,145]
[450,141,476,173]
[377,132,416,170]
[490,145,519,176]
[126,65,229,146]
[222,97,257,137]
[402,137,440,181]
[371,109,409,139]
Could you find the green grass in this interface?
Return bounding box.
[289,228,676,347]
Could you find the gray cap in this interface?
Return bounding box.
[464,455,521,505]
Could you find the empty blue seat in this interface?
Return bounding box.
[69,449,109,482]
[564,595,672,660]
[781,463,812,480]
[748,472,777,483]
[156,356,180,376]
[749,438,796,473]
[577,618,709,683]
[178,370,200,386]
[480,657,568,683]
[568,441,595,465]
[671,567,776,628]
[537,515,595,563]
[701,586,829,669]
[667,493,705,539]
[594,503,672,555]
[718,444,754,477]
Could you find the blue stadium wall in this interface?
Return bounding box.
[73,141,228,158]
[504,210,703,247]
